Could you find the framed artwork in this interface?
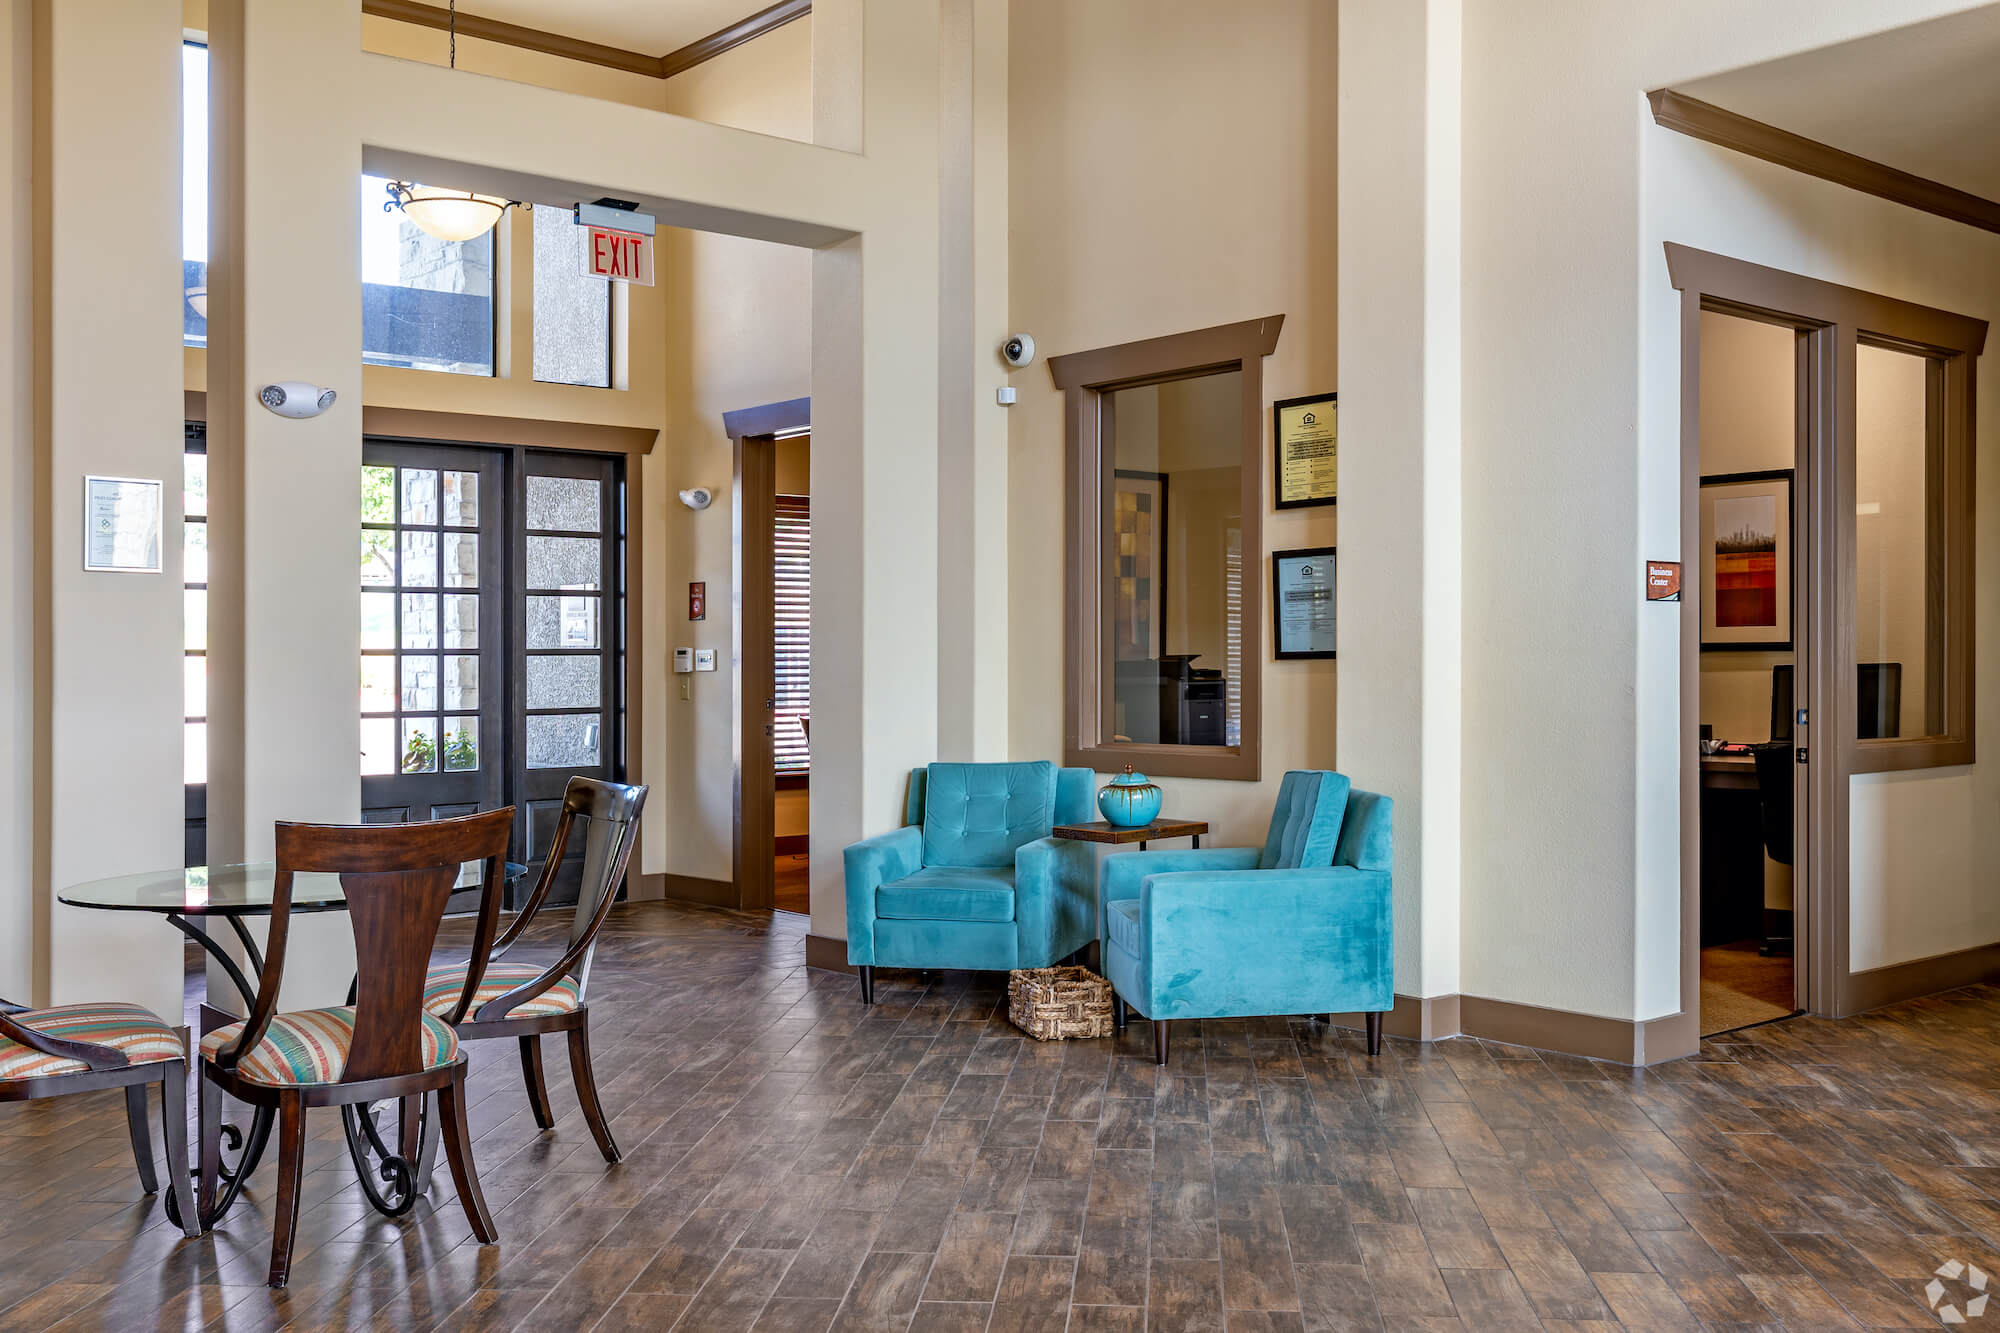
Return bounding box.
[1273,392,1337,509]
[1699,469,1792,650]
[1272,545,1337,659]
[1111,470,1167,659]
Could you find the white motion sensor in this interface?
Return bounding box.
[258,382,338,419]
[679,487,714,511]
[1001,333,1036,369]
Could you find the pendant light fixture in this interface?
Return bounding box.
[382,1,522,244]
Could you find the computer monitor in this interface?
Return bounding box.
[1770,665,1793,744]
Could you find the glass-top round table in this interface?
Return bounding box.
[59,860,528,915]
[59,859,529,1226]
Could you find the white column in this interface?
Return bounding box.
[31,0,187,1019]
[807,0,947,937]
[206,0,362,1009]
[1336,0,1462,1004]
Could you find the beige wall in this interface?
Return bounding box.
[1009,0,1339,847]
[1,2,31,1002]
[1696,309,1793,743]
[656,36,814,884]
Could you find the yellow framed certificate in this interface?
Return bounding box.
[1274,392,1337,509]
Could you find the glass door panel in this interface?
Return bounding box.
[513,451,621,906]
[359,442,504,824]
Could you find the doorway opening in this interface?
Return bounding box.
[1694,310,1802,1036]
[729,399,812,916]
[1672,243,1984,1037]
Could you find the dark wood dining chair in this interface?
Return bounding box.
[421,777,646,1168]
[196,808,513,1287]
[0,996,199,1238]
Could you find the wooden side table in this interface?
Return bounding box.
[1051,818,1208,851]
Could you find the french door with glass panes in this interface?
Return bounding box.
[515,450,623,907]
[357,441,624,908]
[359,443,506,823]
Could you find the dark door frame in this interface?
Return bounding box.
[1668,242,1986,1037]
[726,397,810,914]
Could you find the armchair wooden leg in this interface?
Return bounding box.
[1113,996,1127,1033]
[568,1020,621,1164]
[519,1035,555,1130]
[1154,1019,1171,1067]
[160,1062,199,1239]
[858,965,875,1005]
[123,1084,158,1195]
[438,1065,498,1244]
[1365,1011,1384,1057]
[267,1093,307,1288]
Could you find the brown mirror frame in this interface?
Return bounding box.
[1049,315,1284,781]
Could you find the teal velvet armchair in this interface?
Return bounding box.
[843,761,1097,1003]
[1099,770,1393,1064]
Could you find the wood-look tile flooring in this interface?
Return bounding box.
[6,899,2000,1330]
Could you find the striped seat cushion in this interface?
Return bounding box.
[0,1003,184,1081]
[422,960,582,1021]
[200,1007,458,1086]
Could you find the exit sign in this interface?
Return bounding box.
[583,226,653,286]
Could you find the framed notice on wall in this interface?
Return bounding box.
[82,475,163,573]
[1274,392,1337,508]
[1272,546,1337,659]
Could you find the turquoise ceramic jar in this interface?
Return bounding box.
[1097,766,1163,828]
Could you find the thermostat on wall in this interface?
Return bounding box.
[673,647,693,673]
[694,649,717,672]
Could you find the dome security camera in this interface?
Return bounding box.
[1001,333,1036,369]
[679,487,713,511]
[258,382,338,419]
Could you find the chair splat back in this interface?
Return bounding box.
[216,808,513,1086]
[479,778,646,1017]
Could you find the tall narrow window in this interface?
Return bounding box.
[182,42,207,347]
[361,175,496,376]
[773,496,811,776]
[533,206,613,388]
[184,437,207,782]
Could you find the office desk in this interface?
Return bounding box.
[1700,753,1759,791]
[1698,752,1763,944]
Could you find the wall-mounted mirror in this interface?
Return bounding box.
[1050,316,1283,781]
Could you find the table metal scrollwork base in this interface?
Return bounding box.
[158,912,434,1225]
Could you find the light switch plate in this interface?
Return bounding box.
[694,648,717,672]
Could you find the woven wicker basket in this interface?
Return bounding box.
[1008,966,1114,1041]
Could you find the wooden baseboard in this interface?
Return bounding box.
[657,874,738,909]
[1328,993,1459,1041]
[774,834,810,856]
[1846,941,2000,1015]
[1328,992,1694,1065]
[628,872,665,902]
[805,933,853,973]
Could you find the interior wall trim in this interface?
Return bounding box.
[361,0,811,82]
[1847,941,2000,1015]
[805,933,854,974]
[1648,89,2000,238]
[182,393,660,456]
[658,874,741,910]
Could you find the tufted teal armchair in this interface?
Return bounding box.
[1099,770,1394,1064]
[843,761,1097,1003]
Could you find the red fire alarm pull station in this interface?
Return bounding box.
[689,582,706,620]
[1645,560,1682,602]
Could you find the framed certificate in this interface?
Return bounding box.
[1272,546,1336,659]
[82,475,164,573]
[1273,392,1336,508]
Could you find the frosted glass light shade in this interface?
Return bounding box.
[392,184,512,242]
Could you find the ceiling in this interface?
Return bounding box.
[1675,6,2000,202]
[455,0,772,57]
